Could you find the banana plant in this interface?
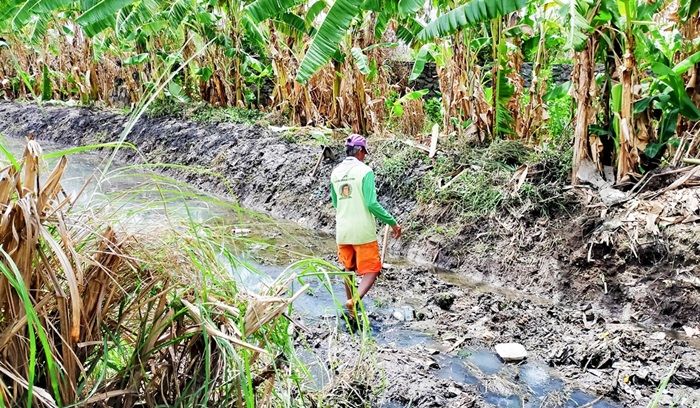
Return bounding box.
[295,0,527,84]
[636,54,700,159]
[294,0,362,83]
[568,0,700,181]
[408,0,526,139]
[0,0,148,37]
[417,0,526,40]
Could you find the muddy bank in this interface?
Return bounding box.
[1,101,699,406]
[1,101,697,326]
[0,101,336,229]
[362,265,700,407]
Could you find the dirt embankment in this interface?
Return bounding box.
[1,101,699,406]
[0,101,336,230]
[1,102,695,326]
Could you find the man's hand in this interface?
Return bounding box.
[391,224,402,239]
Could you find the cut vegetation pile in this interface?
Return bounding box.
[0,140,325,407]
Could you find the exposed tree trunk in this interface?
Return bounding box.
[355,72,367,134]
[616,36,639,182]
[571,37,598,183]
[522,22,546,143]
[490,18,502,142]
[331,60,342,128]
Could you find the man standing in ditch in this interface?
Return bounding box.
[330,134,401,318]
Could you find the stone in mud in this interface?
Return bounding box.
[494,343,527,362]
[443,387,460,398]
[392,306,415,321]
[683,325,700,337]
[433,292,456,310]
[650,331,667,340]
[415,308,433,321]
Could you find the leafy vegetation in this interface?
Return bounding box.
[3,0,695,180]
[376,136,573,219]
[424,96,444,126]
[0,1,698,405]
[0,140,373,407]
[148,99,265,124]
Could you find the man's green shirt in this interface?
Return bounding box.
[330,158,396,244]
[331,171,397,226]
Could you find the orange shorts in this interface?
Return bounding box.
[338,241,382,276]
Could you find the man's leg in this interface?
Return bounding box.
[357,272,380,299]
[343,275,354,300]
[345,273,378,321]
[344,278,357,318]
[337,245,358,317]
[353,241,382,304]
[343,275,357,316]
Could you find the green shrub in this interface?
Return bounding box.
[543,93,573,147]
[190,105,264,124]
[537,143,572,184]
[484,139,533,170]
[146,99,264,124]
[147,97,184,118]
[502,142,574,217]
[384,90,399,112]
[504,181,567,217]
[424,96,443,126]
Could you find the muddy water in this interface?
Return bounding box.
[1,136,622,408]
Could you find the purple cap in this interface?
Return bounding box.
[345,134,369,153]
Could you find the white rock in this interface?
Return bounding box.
[495,343,528,362]
[392,310,405,321]
[683,326,700,338]
[600,187,627,205]
[650,332,667,340]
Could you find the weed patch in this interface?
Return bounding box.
[484,139,533,170]
[147,98,264,124]
[424,96,443,126]
[280,128,332,146]
[374,137,574,221]
[416,153,506,218]
[190,105,265,124]
[375,143,426,199]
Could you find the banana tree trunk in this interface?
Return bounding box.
[616,39,637,182]
[523,22,546,143]
[490,18,502,142]
[331,60,342,128]
[571,37,598,183]
[355,71,367,134]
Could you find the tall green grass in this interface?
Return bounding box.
[0,136,381,407]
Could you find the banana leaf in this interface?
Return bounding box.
[418,0,527,41]
[295,0,361,83]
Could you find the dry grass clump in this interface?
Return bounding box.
[0,140,319,407]
[302,325,382,408]
[397,98,426,138]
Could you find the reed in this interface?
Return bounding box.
[0,138,355,407]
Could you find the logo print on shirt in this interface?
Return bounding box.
[340,183,352,199]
